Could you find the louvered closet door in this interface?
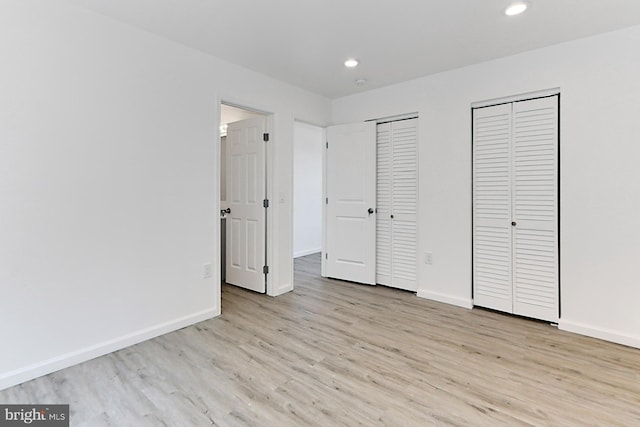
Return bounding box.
[473,104,514,313]
[391,119,418,290]
[376,119,418,291]
[512,97,558,322]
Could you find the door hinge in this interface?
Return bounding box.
[263,133,269,142]
[263,265,269,275]
[325,253,328,260]
[326,141,328,149]
[263,199,269,208]
[325,197,328,204]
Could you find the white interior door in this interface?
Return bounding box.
[226,117,266,293]
[326,122,377,285]
[512,96,558,322]
[473,103,514,313]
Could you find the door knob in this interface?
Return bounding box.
[390,214,394,219]
[368,208,374,215]
[511,221,516,226]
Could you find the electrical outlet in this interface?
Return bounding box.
[203,263,212,279]
[425,252,433,265]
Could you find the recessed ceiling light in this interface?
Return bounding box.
[505,2,528,16]
[344,58,359,68]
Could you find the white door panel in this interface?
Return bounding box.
[326,122,376,285]
[226,117,266,293]
[389,119,418,291]
[376,119,418,291]
[512,96,558,322]
[473,103,514,313]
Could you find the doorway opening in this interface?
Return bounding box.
[219,103,271,295]
[292,121,324,277]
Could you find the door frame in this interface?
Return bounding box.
[470,87,561,320]
[216,99,274,296]
[321,126,328,277]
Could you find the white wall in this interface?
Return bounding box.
[332,25,640,348]
[293,122,324,258]
[0,0,330,390]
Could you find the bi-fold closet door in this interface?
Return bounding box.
[473,95,559,322]
[376,118,418,291]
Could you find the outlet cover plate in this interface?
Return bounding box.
[203,263,213,279]
[425,252,433,265]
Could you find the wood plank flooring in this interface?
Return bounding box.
[1,253,639,426]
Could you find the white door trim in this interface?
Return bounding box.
[471,88,560,109]
[365,112,419,124]
[321,126,328,278]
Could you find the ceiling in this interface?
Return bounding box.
[69,0,640,99]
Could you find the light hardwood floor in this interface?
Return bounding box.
[1,253,639,426]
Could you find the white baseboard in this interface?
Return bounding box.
[417,290,473,309]
[559,319,640,349]
[0,308,218,391]
[293,248,321,258]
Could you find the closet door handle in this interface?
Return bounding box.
[511,221,516,226]
[390,214,394,219]
[368,208,374,215]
